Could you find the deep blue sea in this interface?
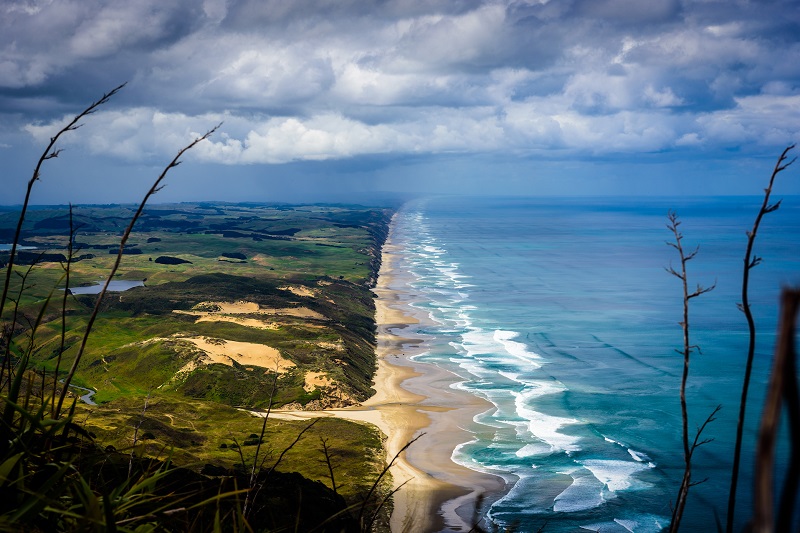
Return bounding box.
[389,196,800,532]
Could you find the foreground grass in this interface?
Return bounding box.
[74,392,386,506]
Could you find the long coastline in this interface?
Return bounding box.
[274,215,506,532]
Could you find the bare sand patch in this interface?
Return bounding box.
[169,359,201,385]
[304,371,333,392]
[213,301,259,313]
[194,315,279,330]
[276,307,326,319]
[316,341,344,351]
[189,301,258,314]
[281,285,316,298]
[184,336,294,372]
[174,300,327,322]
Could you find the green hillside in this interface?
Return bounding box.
[0,202,395,529]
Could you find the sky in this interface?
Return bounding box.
[1,0,800,205]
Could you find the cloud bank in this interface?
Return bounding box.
[2,0,799,199]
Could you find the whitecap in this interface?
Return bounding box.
[497,370,520,383]
[494,330,542,363]
[579,522,630,532]
[514,391,582,453]
[627,449,652,463]
[553,473,606,512]
[602,436,655,464]
[580,459,654,492]
[616,514,668,533]
[515,442,551,458]
[461,329,499,356]
[615,519,637,532]
[585,515,666,533]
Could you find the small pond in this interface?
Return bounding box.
[67,280,145,295]
[0,244,36,251]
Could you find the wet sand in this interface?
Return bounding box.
[274,218,506,532]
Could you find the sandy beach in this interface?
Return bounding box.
[273,218,506,532]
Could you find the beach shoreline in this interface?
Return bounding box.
[273,215,506,532]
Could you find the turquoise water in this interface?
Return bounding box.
[389,196,800,532]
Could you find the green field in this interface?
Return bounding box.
[0,202,394,514]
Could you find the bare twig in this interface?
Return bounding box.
[357,433,424,528]
[246,418,320,518]
[54,124,219,419]
[1,261,39,388]
[365,478,410,532]
[666,212,716,533]
[319,437,339,494]
[129,391,151,478]
[231,436,247,472]
[265,418,319,480]
[727,145,796,533]
[0,84,125,326]
[52,205,79,417]
[243,370,279,517]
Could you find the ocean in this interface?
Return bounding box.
[386,196,800,532]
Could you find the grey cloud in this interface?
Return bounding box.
[572,0,682,25]
[220,0,476,31]
[1,0,799,196]
[0,0,206,102]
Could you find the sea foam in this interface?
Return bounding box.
[580,459,654,492]
[552,471,606,512]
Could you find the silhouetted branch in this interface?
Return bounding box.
[319,437,340,495]
[1,260,44,389]
[129,391,151,478]
[691,405,721,454]
[265,418,319,481]
[243,369,279,517]
[752,288,800,533]
[54,124,218,419]
[51,205,78,417]
[727,145,795,533]
[357,433,424,528]
[666,211,715,533]
[0,84,125,327]
[365,478,410,532]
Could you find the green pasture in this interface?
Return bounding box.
[2,202,392,496]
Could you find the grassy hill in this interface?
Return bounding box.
[0,202,395,529]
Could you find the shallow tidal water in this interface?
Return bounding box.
[388,196,800,532]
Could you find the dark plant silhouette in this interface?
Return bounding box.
[726,145,796,533]
[243,369,278,518]
[53,123,219,419]
[0,87,246,531]
[52,205,79,418]
[357,433,422,532]
[666,211,719,532]
[320,436,341,495]
[0,84,125,329]
[752,288,800,533]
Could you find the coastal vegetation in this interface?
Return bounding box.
[0,202,391,409]
[0,87,395,531]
